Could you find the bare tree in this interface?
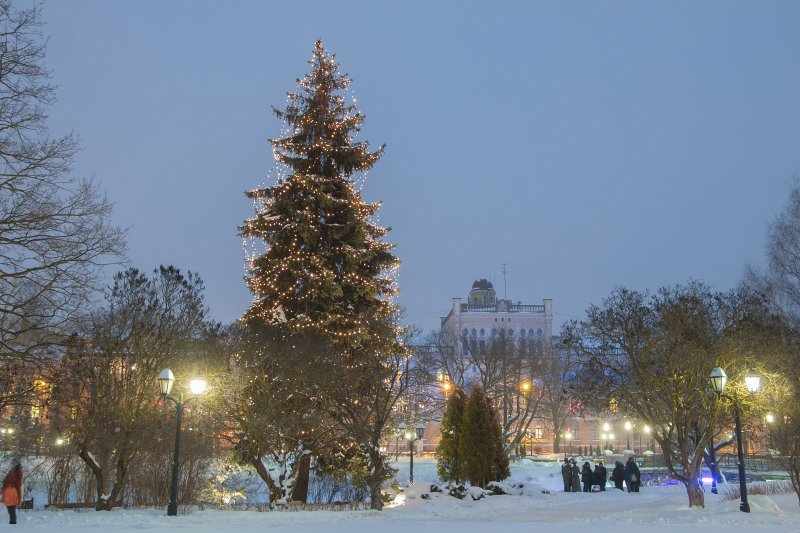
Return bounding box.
[568,282,783,508]
[539,335,578,455]
[0,1,125,402]
[746,182,800,505]
[52,267,207,510]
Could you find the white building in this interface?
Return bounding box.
[440,279,553,352]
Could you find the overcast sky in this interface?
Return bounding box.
[41,1,800,334]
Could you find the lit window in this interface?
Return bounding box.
[533,427,543,439]
[31,406,40,421]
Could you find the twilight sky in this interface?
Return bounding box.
[41,1,800,334]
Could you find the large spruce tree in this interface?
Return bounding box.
[241,41,406,510]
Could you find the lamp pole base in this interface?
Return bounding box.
[739,501,750,513]
[167,501,177,516]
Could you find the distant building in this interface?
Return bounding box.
[440,278,553,353]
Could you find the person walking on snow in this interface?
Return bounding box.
[581,461,593,493]
[610,460,625,491]
[561,458,572,492]
[624,456,641,493]
[593,461,607,491]
[2,457,22,524]
[570,459,581,493]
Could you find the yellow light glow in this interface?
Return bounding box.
[190,378,207,395]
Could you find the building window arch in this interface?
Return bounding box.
[480,328,485,337]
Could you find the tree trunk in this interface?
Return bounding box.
[686,479,705,508]
[251,455,281,507]
[291,453,311,503]
[78,448,110,511]
[366,446,385,511]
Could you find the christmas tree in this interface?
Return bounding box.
[241,41,406,510]
[243,40,397,338]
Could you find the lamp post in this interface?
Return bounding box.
[158,368,206,516]
[565,431,573,456]
[710,367,760,513]
[766,413,775,454]
[399,422,425,484]
[624,421,633,452]
[643,425,652,451]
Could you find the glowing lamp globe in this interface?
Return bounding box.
[710,367,727,395]
[159,368,175,396]
[190,377,207,395]
[744,370,761,393]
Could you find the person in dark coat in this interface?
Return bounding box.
[570,459,581,492]
[593,461,607,491]
[581,461,593,492]
[561,457,572,492]
[624,456,641,493]
[610,460,625,490]
[2,457,22,524]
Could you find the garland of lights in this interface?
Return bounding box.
[241,41,403,347]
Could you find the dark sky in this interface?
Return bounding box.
[41,1,800,334]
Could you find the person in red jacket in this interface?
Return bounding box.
[2,457,22,524]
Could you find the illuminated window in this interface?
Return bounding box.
[533,427,543,439]
[31,405,40,421]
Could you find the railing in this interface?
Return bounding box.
[460,304,546,313]
[511,304,545,313]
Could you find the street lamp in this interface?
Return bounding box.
[766,413,775,454]
[710,367,760,513]
[400,422,425,484]
[158,368,206,516]
[624,421,632,451]
[564,431,573,456]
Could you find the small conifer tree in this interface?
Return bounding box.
[459,387,510,487]
[436,387,467,485]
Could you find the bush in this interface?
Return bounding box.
[720,480,794,501]
[448,484,468,499]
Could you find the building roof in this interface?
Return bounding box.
[471,278,494,290]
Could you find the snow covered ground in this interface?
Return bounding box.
[11,458,800,532]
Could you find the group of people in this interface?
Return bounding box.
[561,456,641,493]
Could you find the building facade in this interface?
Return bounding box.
[440,279,553,350]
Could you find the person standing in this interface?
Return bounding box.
[581,461,593,493]
[593,461,607,491]
[561,457,572,492]
[610,460,625,491]
[2,457,22,524]
[624,456,641,493]
[570,459,581,493]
